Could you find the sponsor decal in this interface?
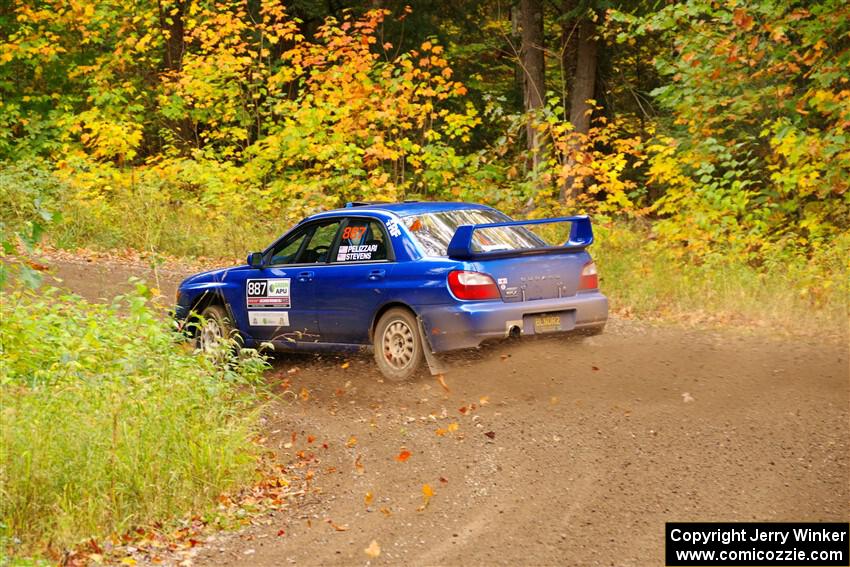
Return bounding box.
[386,219,402,238]
[246,278,291,309]
[248,311,290,327]
[497,277,508,290]
[337,244,378,262]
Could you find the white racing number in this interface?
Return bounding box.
[247,280,267,296]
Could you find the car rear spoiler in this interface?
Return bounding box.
[446,215,594,260]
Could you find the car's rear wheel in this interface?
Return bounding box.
[197,304,234,355]
[374,308,424,382]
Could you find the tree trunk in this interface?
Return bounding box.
[519,0,545,170]
[157,0,198,151]
[560,0,578,112]
[158,0,186,72]
[569,18,598,135]
[560,16,599,203]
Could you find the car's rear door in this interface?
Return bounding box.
[313,217,395,344]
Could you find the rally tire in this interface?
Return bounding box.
[197,304,235,355]
[373,307,424,382]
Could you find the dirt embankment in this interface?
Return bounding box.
[46,258,850,566]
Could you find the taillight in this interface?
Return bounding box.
[579,261,598,290]
[448,270,501,300]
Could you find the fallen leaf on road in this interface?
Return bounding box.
[380,507,392,516]
[436,374,450,393]
[396,450,412,462]
[435,428,447,436]
[277,529,286,537]
[326,519,349,531]
[550,396,559,405]
[500,353,511,361]
[341,361,350,369]
[307,435,315,443]
[592,365,600,371]
[458,406,468,415]
[355,455,365,475]
[287,367,299,375]
[346,436,358,448]
[479,396,490,406]
[365,491,373,505]
[417,484,434,511]
[299,387,310,401]
[484,431,496,439]
[364,540,381,558]
[447,422,459,432]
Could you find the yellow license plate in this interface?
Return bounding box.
[534,314,562,333]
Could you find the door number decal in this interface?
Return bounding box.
[246,278,291,309]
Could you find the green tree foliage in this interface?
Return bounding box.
[619,0,850,263]
[0,0,846,270]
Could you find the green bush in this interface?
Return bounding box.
[0,161,63,235]
[0,284,266,556]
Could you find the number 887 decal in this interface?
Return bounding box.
[246,278,291,309]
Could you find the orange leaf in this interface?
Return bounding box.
[395,450,412,462]
[364,491,373,505]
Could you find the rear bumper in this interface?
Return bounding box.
[418,292,608,353]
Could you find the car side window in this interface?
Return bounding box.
[334,219,390,263]
[298,221,341,264]
[268,220,341,265]
[268,226,309,265]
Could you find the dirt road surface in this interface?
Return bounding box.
[50,259,850,566]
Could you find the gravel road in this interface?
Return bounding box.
[49,258,850,566]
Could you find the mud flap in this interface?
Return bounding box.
[417,316,447,376]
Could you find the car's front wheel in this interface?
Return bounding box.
[197,304,234,355]
[373,307,424,381]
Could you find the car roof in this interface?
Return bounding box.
[311,201,495,219]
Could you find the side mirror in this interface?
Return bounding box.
[247,252,264,268]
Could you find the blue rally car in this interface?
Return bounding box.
[175,201,608,380]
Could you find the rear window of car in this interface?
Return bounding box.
[402,209,549,257]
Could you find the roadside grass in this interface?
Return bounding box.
[3,160,846,336]
[593,223,849,336]
[48,207,848,337]
[0,284,268,559]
